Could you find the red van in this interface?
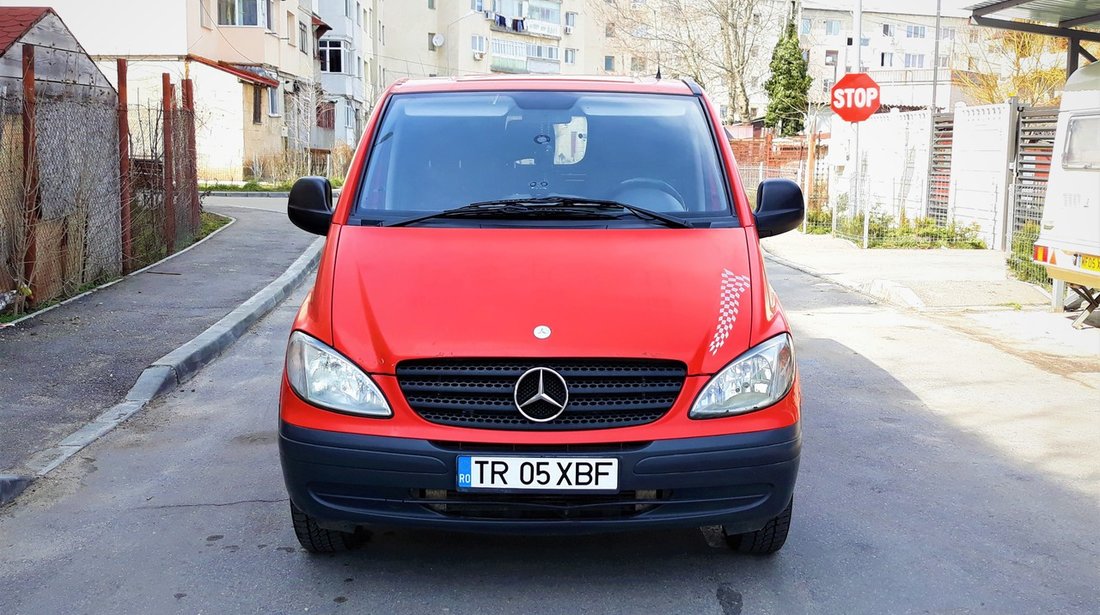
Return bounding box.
[280,76,804,555]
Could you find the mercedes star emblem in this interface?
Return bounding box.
[513,367,569,422]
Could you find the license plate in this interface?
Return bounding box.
[457,456,618,491]
[1081,254,1100,273]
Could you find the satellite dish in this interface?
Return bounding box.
[432,33,446,48]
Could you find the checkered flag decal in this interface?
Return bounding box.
[709,269,751,355]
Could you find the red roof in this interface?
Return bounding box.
[0,7,51,57]
[187,54,280,88]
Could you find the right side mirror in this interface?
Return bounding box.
[754,179,805,238]
[288,176,334,236]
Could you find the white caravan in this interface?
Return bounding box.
[1033,60,1100,328]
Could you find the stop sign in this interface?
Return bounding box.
[831,73,881,122]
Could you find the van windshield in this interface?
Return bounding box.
[353,91,733,225]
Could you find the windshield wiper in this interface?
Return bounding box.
[382,196,693,228]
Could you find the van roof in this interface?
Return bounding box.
[389,75,698,96]
[1066,60,1100,93]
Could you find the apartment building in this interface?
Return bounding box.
[381,0,601,84]
[315,0,385,147]
[0,0,331,180]
[799,0,981,109]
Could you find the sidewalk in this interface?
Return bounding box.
[0,197,316,483]
[761,231,1050,310]
[763,231,1100,362]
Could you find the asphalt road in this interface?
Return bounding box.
[1,261,1097,615]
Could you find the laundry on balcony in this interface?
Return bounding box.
[495,14,506,27]
[512,18,525,32]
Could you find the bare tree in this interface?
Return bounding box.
[594,0,790,123]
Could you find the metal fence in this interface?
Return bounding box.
[734,103,1060,281]
[0,48,200,317]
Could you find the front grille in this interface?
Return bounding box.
[412,489,669,520]
[396,358,687,430]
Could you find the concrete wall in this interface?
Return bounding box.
[947,102,1015,250]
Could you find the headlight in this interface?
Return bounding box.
[689,333,795,418]
[285,331,392,417]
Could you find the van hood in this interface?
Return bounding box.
[330,227,755,375]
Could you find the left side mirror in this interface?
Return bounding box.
[288,176,333,236]
[754,178,804,238]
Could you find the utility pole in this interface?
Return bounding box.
[854,0,868,248]
[924,0,943,219]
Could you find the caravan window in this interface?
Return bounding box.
[1064,114,1100,170]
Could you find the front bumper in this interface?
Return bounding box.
[280,422,800,535]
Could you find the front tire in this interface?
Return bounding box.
[290,503,368,553]
[723,497,792,555]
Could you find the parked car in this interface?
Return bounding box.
[279,76,805,555]
[1033,60,1100,328]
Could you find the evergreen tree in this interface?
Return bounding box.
[763,21,813,136]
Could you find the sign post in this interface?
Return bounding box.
[831,72,881,247]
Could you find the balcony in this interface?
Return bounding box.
[524,19,562,38]
[527,58,561,74]
[491,56,527,73]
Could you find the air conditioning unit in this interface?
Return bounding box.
[564,25,573,35]
[473,51,485,60]
[483,10,494,19]
[280,125,289,137]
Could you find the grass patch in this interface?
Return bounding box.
[197,211,232,241]
[201,176,344,192]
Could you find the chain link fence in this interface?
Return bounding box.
[0,54,201,318]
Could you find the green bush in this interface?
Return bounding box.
[834,211,986,249]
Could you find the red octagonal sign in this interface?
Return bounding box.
[831,73,881,123]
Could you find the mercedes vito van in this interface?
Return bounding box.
[279,76,805,555]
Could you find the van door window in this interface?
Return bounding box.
[1064,115,1100,169]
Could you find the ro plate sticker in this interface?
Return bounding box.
[457,456,473,489]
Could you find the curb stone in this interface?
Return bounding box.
[0,238,323,506]
[761,246,925,310]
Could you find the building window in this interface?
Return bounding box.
[345,101,356,129]
[938,54,949,68]
[882,23,894,37]
[825,20,840,36]
[630,56,646,73]
[287,13,296,45]
[320,39,346,72]
[345,0,352,17]
[428,32,437,51]
[822,78,834,94]
[200,0,212,28]
[428,0,435,8]
[904,53,925,68]
[941,27,955,40]
[317,101,335,129]
[881,52,893,67]
[357,54,362,77]
[801,48,809,62]
[564,48,576,64]
[357,2,362,24]
[565,12,577,27]
[528,0,560,23]
[218,0,266,26]
[603,55,615,71]
[801,18,811,35]
[299,22,308,53]
[825,49,838,66]
[252,86,263,124]
[719,104,729,119]
[906,25,926,38]
[526,43,559,60]
[265,0,275,29]
[471,0,484,10]
[860,36,869,46]
[492,38,527,58]
[605,23,614,37]
[268,85,280,116]
[471,34,487,53]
